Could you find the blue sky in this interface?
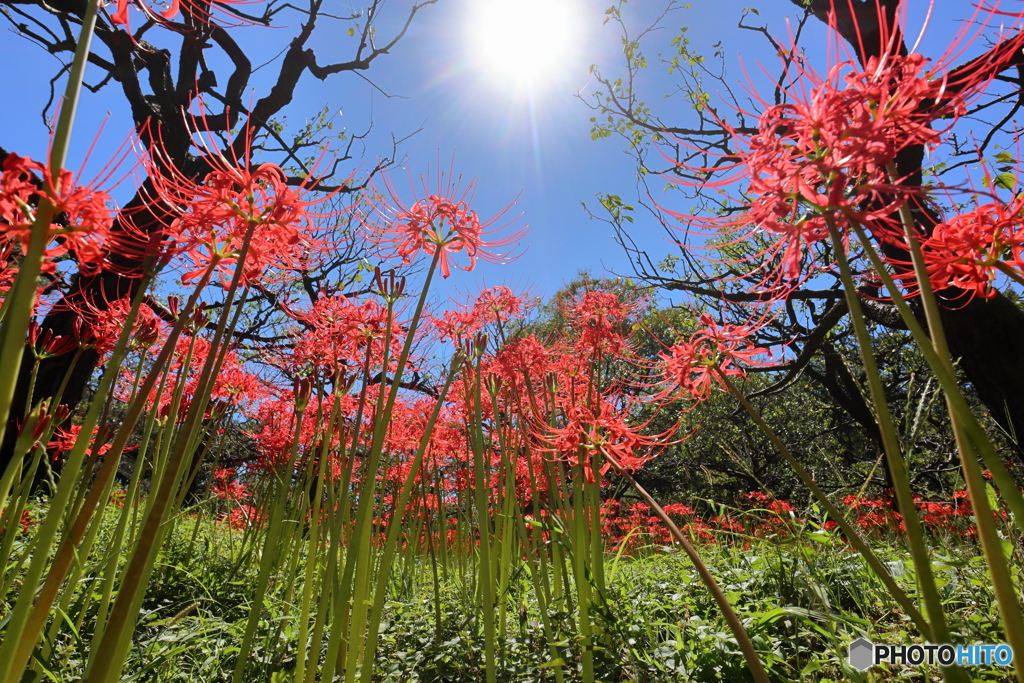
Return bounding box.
[0,0,754,304]
[1,0,979,308]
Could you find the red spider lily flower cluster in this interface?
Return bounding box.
[918,197,1024,300]
[565,290,639,357]
[211,468,249,502]
[88,298,164,356]
[26,320,78,358]
[285,294,404,374]
[657,314,773,402]
[596,489,994,556]
[364,168,525,279]
[706,52,960,285]
[433,308,485,345]
[225,504,265,530]
[48,425,113,459]
[115,332,268,419]
[0,508,34,535]
[142,118,344,288]
[473,285,528,323]
[159,161,328,286]
[669,4,1024,292]
[433,286,531,344]
[540,400,669,482]
[0,152,114,276]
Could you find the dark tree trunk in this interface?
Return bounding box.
[942,293,1024,450]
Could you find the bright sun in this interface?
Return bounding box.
[466,0,582,90]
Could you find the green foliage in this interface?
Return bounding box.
[4,499,1018,682]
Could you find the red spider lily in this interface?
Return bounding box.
[212,468,249,502]
[657,314,774,402]
[364,164,525,279]
[661,503,695,517]
[472,285,529,323]
[225,504,265,530]
[915,499,959,529]
[433,308,484,344]
[539,399,676,482]
[916,198,1024,300]
[742,491,771,506]
[169,163,323,286]
[664,2,1024,290]
[0,508,34,535]
[564,290,640,357]
[767,499,795,515]
[0,242,17,299]
[245,390,360,476]
[285,294,404,373]
[108,0,257,32]
[695,53,950,284]
[27,320,79,358]
[712,515,745,534]
[122,334,267,416]
[88,297,163,356]
[0,152,114,275]
[145,116,343,288]
[49,425,112,459]
[567,290,635,328]
[488,335,555,385]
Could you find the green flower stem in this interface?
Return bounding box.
[358,353,463,683]
[339,250,442,681]
[713,368,931,634]
[0,200,55,459]
[600,448,770,683]
[91,383,162,648]
[826,218,953,647]
[0,266,173,683]
[846,221,1024,531]
[873,178,1024,682]
[470,352,498,683]
[569,453,595,683]
[995,260,1024,289]
[322,351,376,679]
[0,0,100,452]
[293,384,343,683]
[84,224,256,683]
[230,400,308,683]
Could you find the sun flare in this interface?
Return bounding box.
[466,0,582,89]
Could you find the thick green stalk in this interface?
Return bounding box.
[91,390,161,646]
[875,182,1024,682]
[294,385,343,683]
[0,0,100,450]
[714,369,931,634]
[846,222,1024,533]
[569,456,595,683]
[358,354,462,683]
[0,268,166,683]
[338,253,441,681]
[469,351,498,683]
[601,450,771,683]
[231,401,308,683]
[84,229,256,683]
[826,219,953,646]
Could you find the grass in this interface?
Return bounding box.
[4,497,1016,683]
